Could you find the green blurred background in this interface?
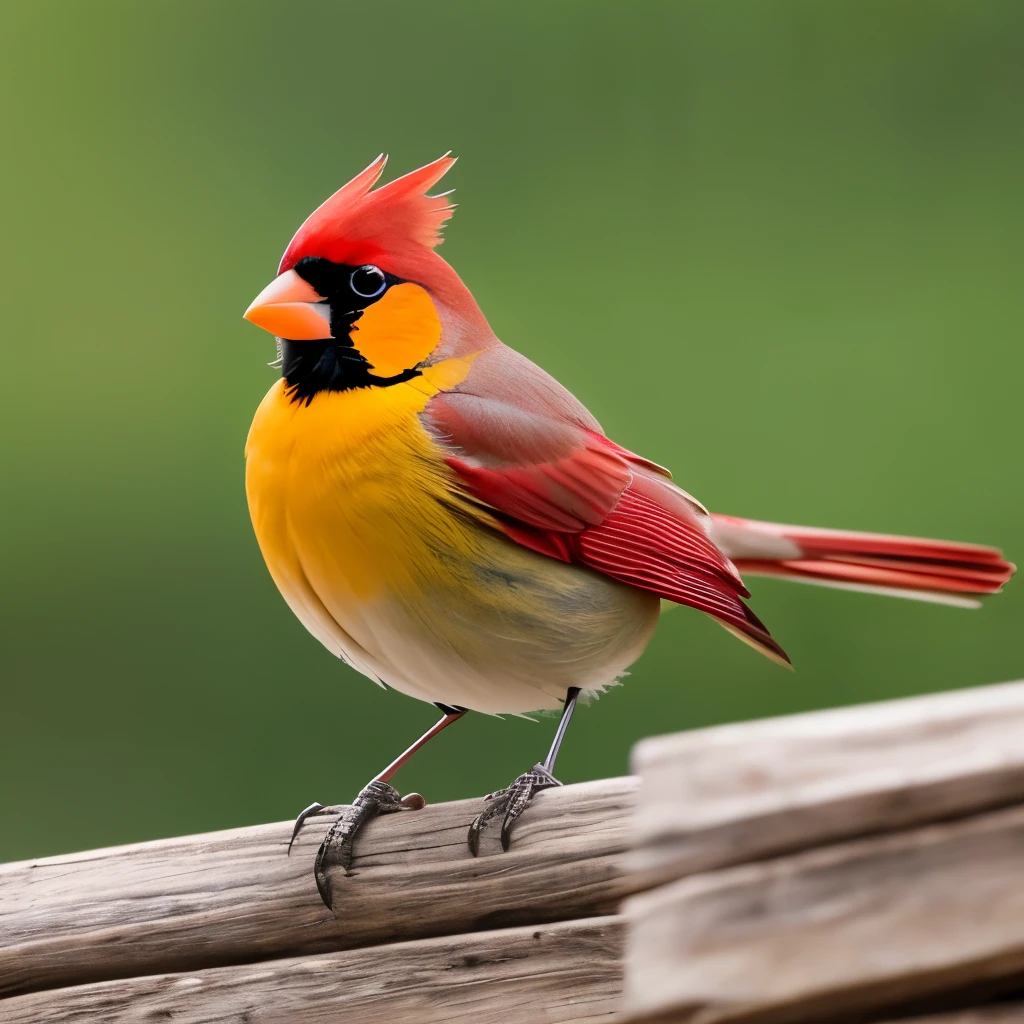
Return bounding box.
[1,1,1021,862]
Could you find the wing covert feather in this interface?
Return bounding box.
[421,344,788,664]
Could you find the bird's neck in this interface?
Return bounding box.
[280,338,422,405]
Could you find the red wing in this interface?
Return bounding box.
[423,346,630,530]
[502,478,789,665]
[422,347,789,664]
[444,427,631,531]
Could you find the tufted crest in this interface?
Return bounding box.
[278,154,457,275]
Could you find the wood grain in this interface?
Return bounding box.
[621,803,1024,1024]
[2,915,623,1024]
[9,680,1024,1019]
[0,778,635,998]
[876,1008,1024,1023]
[630,679,1024,887]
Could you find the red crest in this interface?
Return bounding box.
[278,154,457,275]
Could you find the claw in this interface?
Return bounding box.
[287,801,326,854]
[312,780,409,911]
[467,763,561,856]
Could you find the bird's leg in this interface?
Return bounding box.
[468,687,581,856]
[288,706,466,910]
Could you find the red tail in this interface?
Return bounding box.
[710,515,1015,608]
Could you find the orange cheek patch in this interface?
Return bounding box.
[350,282,442,378]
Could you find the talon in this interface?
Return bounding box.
[500,818,514,852]
[313,840,335,910]
[308,780,412,912]
[467,792,510,857]
[287,801,325,854]
[467,763,561,856]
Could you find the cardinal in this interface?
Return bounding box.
[243,154,1013,908]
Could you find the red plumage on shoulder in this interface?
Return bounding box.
[422,348,793,667]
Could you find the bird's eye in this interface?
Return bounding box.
[350,265,387,300]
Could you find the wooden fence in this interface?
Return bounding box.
[4,679,1024,1022]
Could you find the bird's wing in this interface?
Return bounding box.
[421,346,789,664]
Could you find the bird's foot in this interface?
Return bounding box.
[467,762,561,856]
[287,801,330,853]
[288,781,423,911]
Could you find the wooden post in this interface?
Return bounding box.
[4,681,1024,1022]
[622,679,1024,1023]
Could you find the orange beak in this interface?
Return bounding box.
[243,270,333,340]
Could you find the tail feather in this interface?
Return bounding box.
[710,514,1015,607]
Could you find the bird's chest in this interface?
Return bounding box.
[245,379,476,607]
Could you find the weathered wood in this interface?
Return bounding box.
[8,680,1024,1021]
[0,778,635,998]
[630,679,1024,887]
[621,803,1024,1024]
[877,1009,1024,1023]
[2,916,623,1024]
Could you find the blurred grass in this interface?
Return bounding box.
[1,0,1021,860]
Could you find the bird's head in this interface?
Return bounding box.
[244,153,491,402]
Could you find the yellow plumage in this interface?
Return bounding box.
[245,365,486,605]
[245,364,657,714]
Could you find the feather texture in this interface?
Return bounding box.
[423,350,791,664]
[279,154,457,274]
[247,154,1014,707]
[711,515,1015,606]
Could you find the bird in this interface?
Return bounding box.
[242,153,1014,909]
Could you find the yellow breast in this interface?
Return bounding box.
[244,354,485,613]
[245,352,660,715]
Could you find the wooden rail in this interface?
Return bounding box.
[4,681,1024,1022]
